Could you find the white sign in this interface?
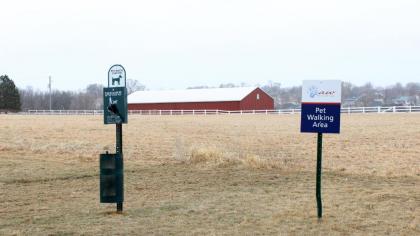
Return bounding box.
[108,65,126,88]
[302,80,342,104]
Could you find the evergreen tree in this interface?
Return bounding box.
[0,75,21,112]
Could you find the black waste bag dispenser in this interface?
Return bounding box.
[100,153,124,203]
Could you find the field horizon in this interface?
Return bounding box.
[0,114,419,235]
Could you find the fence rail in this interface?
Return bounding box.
[22,106,420,115]
[25,110,103,115]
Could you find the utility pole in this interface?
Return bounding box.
[49,76,52,110]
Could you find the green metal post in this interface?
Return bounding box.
[116,123,122,154]
[116,123,123,212]
[316,132,323,218]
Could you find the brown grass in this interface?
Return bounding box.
[0,114,419,235]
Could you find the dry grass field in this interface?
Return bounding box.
[0,114,419,235]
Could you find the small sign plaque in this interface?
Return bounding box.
[108,65,126,88]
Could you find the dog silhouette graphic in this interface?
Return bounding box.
[112,75,122,85]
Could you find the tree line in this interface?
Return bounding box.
[20,84,104,111]
[16,81,420,110]
[19,79,146,111]
[1,74,419,111]
[191,81,420,108]
[270,82,420,108]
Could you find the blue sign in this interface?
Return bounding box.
[300,103,341,133]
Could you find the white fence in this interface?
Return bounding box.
[24,106,420,115]
[25,110,103,115]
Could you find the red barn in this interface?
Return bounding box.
[128,87,274,111]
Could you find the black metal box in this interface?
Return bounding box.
[100,153,124,203]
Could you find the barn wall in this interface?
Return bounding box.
[128,101,241,110]
[240,88,274,110]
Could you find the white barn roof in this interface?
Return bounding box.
[128,87,258,104]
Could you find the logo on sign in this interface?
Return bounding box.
[308,86,337,98]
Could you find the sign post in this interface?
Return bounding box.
[100,64,128,213]
[316,132,323,218]
[300,80,341,219]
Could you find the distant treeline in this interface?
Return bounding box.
[19,79,145,111]
[20,84,104,111]
[19,81,420,111]
[191,81,420,109]
[261,82,420,109]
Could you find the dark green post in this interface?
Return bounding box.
[116,123,123,212]
[116,123,122,153]
[102,64,127,213]
[316,132,323,218]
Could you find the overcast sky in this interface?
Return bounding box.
[1,0,419,91]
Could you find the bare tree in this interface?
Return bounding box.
[261,82,281,108]
[85,84,103,109]
[126,79,146,94]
